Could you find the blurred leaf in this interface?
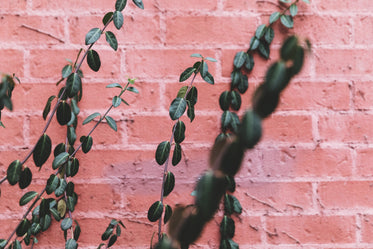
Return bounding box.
[264,61,288,93]
[269,11,280,24]
[65,238,78,249]
[280,35,298,61]
[290,4,298,16]
[179,67,196,82]
[7,160,22,186]
[105,31,118,51]
[83,112,101,125]
[19,167,32,189]
[252,84,279,118]
[147,201,163,222]
[127,86,139,93]
[238,110,262,149]
[205,57,217,62]
[132,0,144,9]
[87,50,101,72]
[102,12,114,25]
[169,98,187,120]
[85,28,102,45]
[20,191,38,206]
[113,11,124,30]
[155,141,171,165]
[105,116,117,132]
[108,235,117,247]
[280,14,294,28]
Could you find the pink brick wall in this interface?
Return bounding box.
[1,0,373,248]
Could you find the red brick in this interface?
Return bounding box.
[0,115,25,146]
[236,181,313,213]
[315,49,373,77]
[362,215,373,243]
[68,14,161,45]
[0,0,27,11]
[0,183,25,214]
[354,16,373,44]
[157,0,217,11]
[315,0,373,12]
[224,0,310,13]
[279,81,350,111]
[29,49,121,79]
[166,16,256,45]
[318,113,373,143]
[0,49,24,77]
[319,181,373,209]
[126,49,216,79]
[261,147,352,178]
[354,81,373,110]
[0,15,65,45]
[31,0,110,12]
[356,148,373,177]
[262,114,313,143]
[266,215,356,244]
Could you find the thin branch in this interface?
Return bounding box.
[21,24,65,43]
[245,192,282,212]
[0,176,6,184]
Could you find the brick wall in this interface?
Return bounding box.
[1,0,373,248]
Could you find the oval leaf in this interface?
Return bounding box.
[85,28,101,45]
[16,219,31,237]
[33,134,52,167]
[105,31,118,51]
[163,171,175,197]
[81,136,93,154]
[280,14,294,28]
[147,201,163,222]
[46,174,59,195]
[186,86,198,106]
[239,110,262,149]
[169,98,187,120]
[171,143,182,166]
[112,96,121,107]
[105,115,117,132]
[173,121,185,144]
[7,160,22,186]
[87,50,101,72]
[269,11,280,24]
[132,0,144,9]
[115,0,127,11]
[83,112,101,125]
[155,141,171,165]
[233,51,247,68]
[102,12,114,25]
[179,67,196,82]
[219,91,230,111]
[52,152,69,170]
[61,218,73,231]
[20,191,38,206]
[65,238,78,249]
[164,205,172,224]
[113,11,124,30]
[19,167,32,189]
[66,73,81,98]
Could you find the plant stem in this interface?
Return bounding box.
[0,176,6,184]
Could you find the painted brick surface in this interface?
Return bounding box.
[1,0,373,248]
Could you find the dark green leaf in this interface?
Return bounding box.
[231,195,242,214]
[169,98,187,120]
[252,84,280,119]
[238,110,262,149]
[221,111,232,131]
[132,0,144,9]
[55,179,67,197]
[264,27,275,44]
[237,73,248,94]
[187,100,195,122]
[40,214,51,231]
[83,112,101,125]
[71,99,80,115]
[269,12,280,24]
[52,152,69,170]
[20,191,38,206]
[70,157,80,177]
[289,4,298,16]
[57,102,72,126]
[16,219,30,237]
[172,143,182,166]
[155,141,171,165]
[163,171,175,196]
[73,221,81,241]
[85,28,102,45]
[288,46,304,76]
[127,86,139,94]
[54,143,66,157]
[102,12,114,25]
[43,95,56,120]
[67,126,76,145]
[219,91,230,111]
[81,136,93,154]
[229,91,241,111]
[258,41,270,59]
[19,167,32,189]
[121,98,129,106]
[186,86,198,106]
[66,73,81,98]
[102,227,113,241]
[249,37,260,50]
[30,223,42,235]
[13,240,21,249]
[147,201,163,222]
[220,216,235,239]
[113,11,124,30]
[112,96,121,107]
[116,225,121,236]
[255,24,266,39]
[67,196,75,212]
[230,70,240,89]
[173,121,185,144]
[106,83,122,89]
[65,238,78,249]
[280,35,299,61]
[46,174,59,194]
[218,140,244,176]
[225,175,236,193]
[179,67,196,82]
[62,65,72,78]
[105,116,117,132]
[244,54,254,71]
[233,51,247,68]
[115,0,127,11]
[202,71,214,84]
[0,240,7,249]
[264,61,288,93]
[105,31,118,51]
[7,160,22,186]
[108,235,117,247]
[280,14,294,28]
[87,50,101,72]
[50,207,61,221]
[164,205,172,224]
[61,218,73,231]
[66,182,74,197]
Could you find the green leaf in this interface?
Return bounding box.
[132,0,144,9]
[173,121,185,144]
[56,101,72,126]
[200,61,208,78]
[233,51,247,68]
[290,4,298,16]
[0,240,7,249]
[105,31,118,51]
[269,12,280,24]
[19,167,32,189]
[112,96,121,107]
[163,171,175,196]
[127,86,139,94]
[52,152,69,170]
[255,24,267,39]
[219,91,230,111]
[147,201,163,222]
[20,191,38,206]
[155,141,171,165]
[288,46,304,76]
[225,175,236,193]
[62,65,72,78]
[115,0,127,11]
[202,71,214,84]
[41,214,51,231]
[0,121,5,128]
[66,182,74,196]
[221,111,232,131]
[16,219,31,237]
[106,83,122,89]
[85,28,102,45]
[102,12,114,25]
[67,196,75,212]
[108,235,117,247]
[231,195,242,214]
[217,140,244,176]
[186,100,195,122]
[102,227,113,241]
[66,73,81,98]
[61,218,73,231]
[264,61,288,93]
[186,86,198,106]
[13,240,21,249]
[113,11,124,30]
[258,41,270,59]
[7,160,22,186]
[205,57,217,62]
[237,73,248,94]
[220,216,235,239]
[172,143,182,166]
[33,134,52,168]
[87,50,101,72]
[80,136,93,154]
[280,14,294,28]
[177,86,188,98]
[280,35,299,61]
[116,225,121,236]
[121,98,129,106]
[70,157,80,177]
[230,91,241,111]
[190,53,203,58]
[46,174,59,195]
[65,239,78,249]
[264,27,275,44]
[252,85,280,119]
[230,70,240,89]
[179,67,196,82]
[83,112,101,125]
[238,110,262,149]
[244,54,254,71]
[30,223,42,235]
[169,98,187,120]
[105,116,117,132]
[164,205,172,224]
[249,37,260,50]
[302,0,310,3]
